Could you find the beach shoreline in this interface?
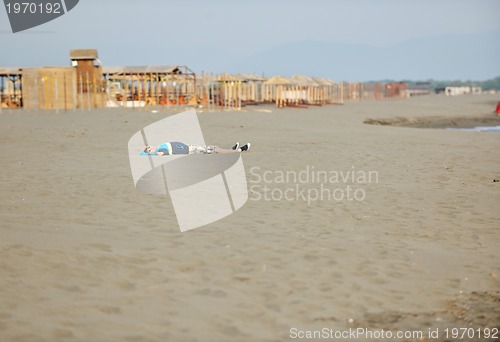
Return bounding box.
[364,114,500,129]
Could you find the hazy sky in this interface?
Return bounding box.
[1,0,499,80]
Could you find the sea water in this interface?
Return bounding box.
[447,126,500,133]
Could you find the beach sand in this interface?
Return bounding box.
[1,94,499,341]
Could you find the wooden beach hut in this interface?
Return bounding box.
[21,67,77,111]
[70,49,105,109]
[1,66,78,111]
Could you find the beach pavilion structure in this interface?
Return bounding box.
[195,71,217,108]
[212,73,243,108]
[290,74,320,106]
[197,73,267,109]
[235,73,266,105]
[264,75,325,108]
[102,65,197,108]
[311,77,343,104]
[262,76,296,108]
[262,75,344,108]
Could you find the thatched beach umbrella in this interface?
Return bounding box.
[263,76,295,108]
[235,73,266,104]
[291,75,320,105]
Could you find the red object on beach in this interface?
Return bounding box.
[496,102,500,115]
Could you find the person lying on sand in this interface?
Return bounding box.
[143,142,250,156]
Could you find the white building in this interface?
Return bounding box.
[445,86,482,96]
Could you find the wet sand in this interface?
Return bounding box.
[1,94,499,341]
[364,115,500,129]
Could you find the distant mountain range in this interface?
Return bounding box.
[227,30,500,82]
[2,27,498,84]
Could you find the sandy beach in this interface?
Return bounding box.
[1,94,499,341]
